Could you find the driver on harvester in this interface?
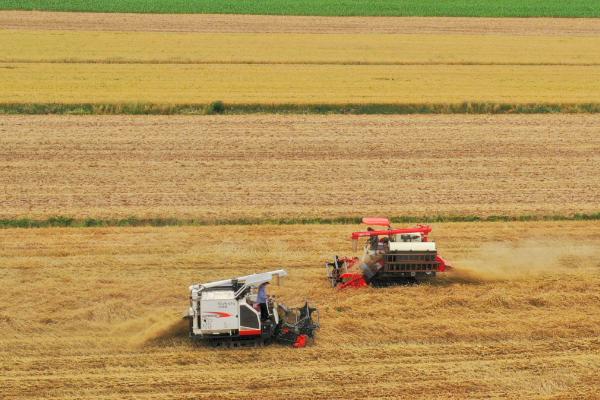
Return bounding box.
[367,227,378,250]
[256,282,270,321]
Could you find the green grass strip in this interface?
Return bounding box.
[1,0,599,17]
[3,102,600,115]
[2,213,599,229]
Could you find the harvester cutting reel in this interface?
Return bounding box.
[276,302,320,348]
[326,256,367,289]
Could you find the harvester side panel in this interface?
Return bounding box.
[384,251,439,273]
[240,303,260,331]
[199,296,238,333]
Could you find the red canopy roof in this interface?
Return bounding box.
[361,217,390,227]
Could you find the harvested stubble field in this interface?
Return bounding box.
[2,221,600,399]
[1,15,600,105]
[1,114,599,220]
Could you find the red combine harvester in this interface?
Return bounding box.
[326,217,450,288]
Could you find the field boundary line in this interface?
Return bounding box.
[3,102,600,115]
[1,213,599,229]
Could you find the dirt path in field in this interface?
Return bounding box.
[2,11,600,35]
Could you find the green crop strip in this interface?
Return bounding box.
[2,102,600,115]
[1,0,599,17]
[1,213,599,229]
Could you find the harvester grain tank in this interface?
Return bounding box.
[185,269,319,347]
[326,217,450,288]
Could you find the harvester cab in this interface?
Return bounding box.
[185,269,319,347]
[326,217,450,288]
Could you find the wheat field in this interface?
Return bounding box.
[1,114,599,220]
[4,62,600,104]
[4,30,600,65]
[2,10,600,400]
[3,63,600,105]
[2,220,600,399]
[1,27,600,103]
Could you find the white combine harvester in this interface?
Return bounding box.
[185,269,319,347]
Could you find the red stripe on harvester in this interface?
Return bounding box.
[239,329,261,336]
[205,311,233,318]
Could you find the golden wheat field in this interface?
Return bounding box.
[1,16,600,103]
[2,221,600,399]
[4,62,600,104]
[2,10,600,400]
[1,114,599,220]
[5,30,600,65]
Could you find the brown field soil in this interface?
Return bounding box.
[1,114,599,220]
[2,221,600,399]
[3,11,600,35]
